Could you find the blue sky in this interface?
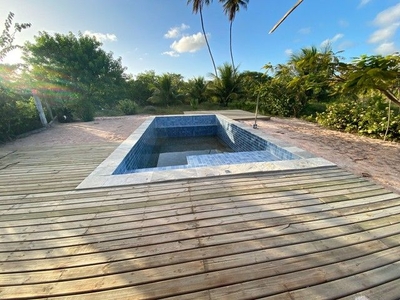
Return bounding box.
[1,0,400,79]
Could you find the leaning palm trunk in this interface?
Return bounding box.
[199,7,218,77]
[229,21,235,69]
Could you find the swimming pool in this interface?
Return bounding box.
[77,114,335,189]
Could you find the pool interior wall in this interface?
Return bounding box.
[77,114,336,189]
[113,115,298,174]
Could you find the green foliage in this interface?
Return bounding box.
[0,13,37,142]
[0,12,31,61]
[148,73,184,106]
[209,63,243,106]
[0,95,43,142]
[140,105,157,114]
[74,99,95,122]
[23,31,127,121]
[299,102,327,119]
[186,76,209,109]
[117,99,137,115]
[338,53,400,107]
[316,96,400,141]
[126,71,156,106]
[263,46,342,117]
[228,100,255,112]
[56,107,73,123]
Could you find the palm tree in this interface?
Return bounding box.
[187,0,218,77]
[209,63,243,106]
[148,73,183,107]
[269,0,303,34]
[220,0,249,70]
[286,45,340,103]
[187,76,209,107]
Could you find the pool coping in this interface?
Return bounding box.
[76,114,336,189]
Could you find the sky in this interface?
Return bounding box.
[1,0,400,79]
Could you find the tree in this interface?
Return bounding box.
[263,46,342,116]
[0,12,31,61]
[209,63,243,106]
[288,45,341,103]
[23,31,127,121]
[186,76,209,107]
[187,0,218,77]
[148,73,183,107]
[220,0,248,69]
[126,70,156,106]
[0,12,32,141]
[339,54,400,108]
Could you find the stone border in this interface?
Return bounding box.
[77,114,335,189]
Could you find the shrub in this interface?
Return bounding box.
[56,107,74,123]
[74,100,95,122]
[316,97,400,141]
[228,100,256,113]
[0,96,44,142]
[117,99,137,115]
[300,102,327,118]
[141,105,157,114]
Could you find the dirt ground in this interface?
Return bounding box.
[2,115,399,194]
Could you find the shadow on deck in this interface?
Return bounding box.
[0,143,399,299]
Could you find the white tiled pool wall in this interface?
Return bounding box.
[113,114,299,174]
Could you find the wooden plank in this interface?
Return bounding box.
[17,246,398,300]
[1,144,399,299]
[0,240,388,298]
[2,200,399,246]
[264,263,400,299]
[339,278,400,300]
[1,236,387,286]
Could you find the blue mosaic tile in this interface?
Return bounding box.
[113,115,300,175]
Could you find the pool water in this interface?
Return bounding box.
[77,114,335,188]
[154,136,233,167]
[113,114,301,174]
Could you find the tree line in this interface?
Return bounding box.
[1,11,399,143]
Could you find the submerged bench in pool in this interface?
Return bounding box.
[77,114,335,188]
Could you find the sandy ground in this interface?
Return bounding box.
[2,115,399,194]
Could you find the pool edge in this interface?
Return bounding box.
[76,114,336,189]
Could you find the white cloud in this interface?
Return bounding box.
[83,30,117,42]
[338,40,355,50]
[162,51,180,57]
[368,23,400,43]
[373,3,400,26]
[320,33,344,47]
[298,27,311,35]
[375,42,397,55]
[284,49,293,56]
[358,0,372,8]
[170,32,207,53]
[164,24,190,39]
[368,4,400,54]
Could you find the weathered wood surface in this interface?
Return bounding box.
[0,144,399,299]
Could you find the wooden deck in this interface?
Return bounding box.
[0,143,399,299]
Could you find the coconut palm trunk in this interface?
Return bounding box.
[229,20,235,69]
[187,0,218,78]
[220,0,249,70]
[199,5,218,77]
